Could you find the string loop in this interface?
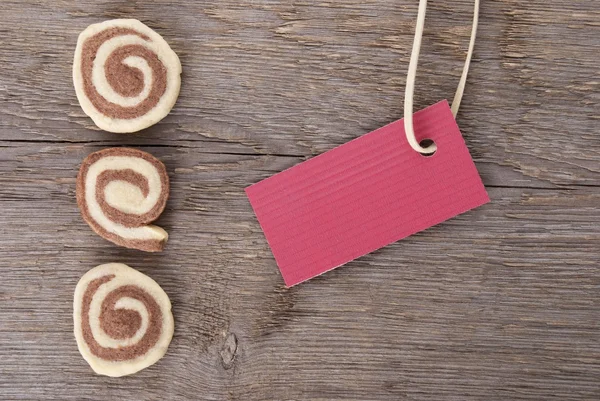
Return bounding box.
[404,0,480,154]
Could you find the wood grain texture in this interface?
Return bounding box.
[0,0,598,400]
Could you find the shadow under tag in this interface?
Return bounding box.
[246,100,489,287]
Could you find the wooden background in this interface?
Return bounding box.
[1,0,598,399]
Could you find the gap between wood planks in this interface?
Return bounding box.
[1,138,598,191]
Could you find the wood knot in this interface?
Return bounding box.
[219,332,238,370]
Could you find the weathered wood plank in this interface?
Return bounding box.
[1,1,599,186]
[0,0,598,400]
[1,143,599,400]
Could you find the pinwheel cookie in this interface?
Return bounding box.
[73,19,182,133]
[74,263,174,377]
[76,147,170,252]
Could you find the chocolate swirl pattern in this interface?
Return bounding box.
[76,148,170,252]
[73,19,181,133]
[74,263,174,377]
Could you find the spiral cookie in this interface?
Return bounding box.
[74,263,174,377]
[73,19,182,133]
[77,147,170,252]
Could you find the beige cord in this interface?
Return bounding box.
[404,0,480,154]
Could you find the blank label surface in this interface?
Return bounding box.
[246,100,489,286]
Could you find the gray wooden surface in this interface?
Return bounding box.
[1,0,599,400]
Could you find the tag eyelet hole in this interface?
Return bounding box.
[419,139,436,157]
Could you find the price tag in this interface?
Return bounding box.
[246,100,489,286]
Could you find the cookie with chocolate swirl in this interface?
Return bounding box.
[73,19,182,133]
[76,147,170,252]
[74,263,174,377]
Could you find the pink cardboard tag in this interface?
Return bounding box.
[246,100,489,287]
